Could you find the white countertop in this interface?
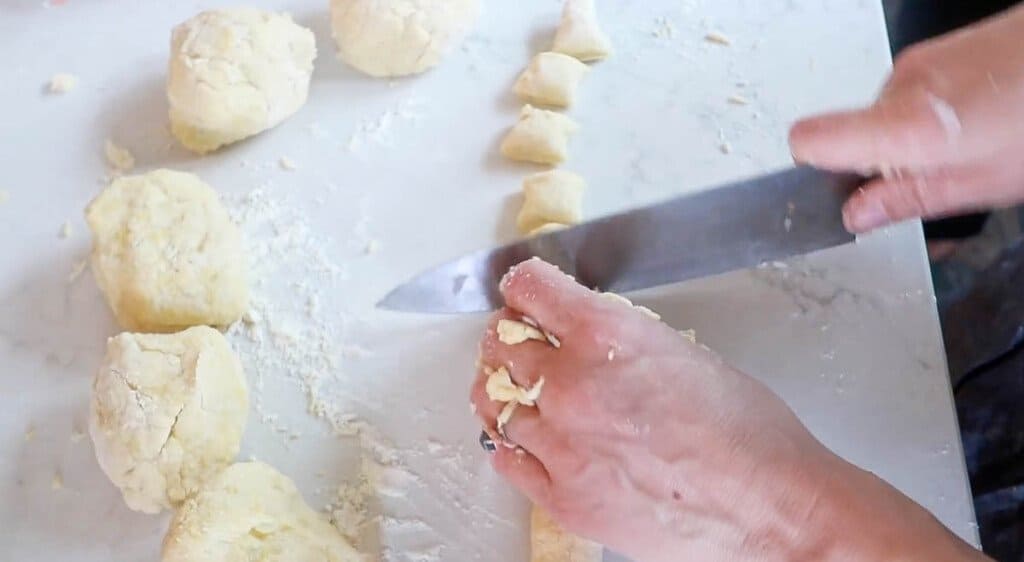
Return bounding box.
[0,1,977,560]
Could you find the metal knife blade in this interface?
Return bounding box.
[379,166,861,313]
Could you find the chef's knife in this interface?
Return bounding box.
[379,166,861,313]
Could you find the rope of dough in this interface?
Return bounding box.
[531,505,603,562]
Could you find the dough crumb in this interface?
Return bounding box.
[51,472,64,491]
[59,221,73,239]
[679,329,697,343]
[70,429,86,443]
[485,366,545,407]
[496,401,518,436]
[719,142,732,154]
[279,156,298,171]
[497,319,545,345]
[607,348,615,361]
[545,332,562,349]
[24,425,35,442]
[0,189,9,205]
[704,31,732,46]
[67,258,88,283]
[727,94,749,106]
[103,140,135,173]
[48,73,78,94]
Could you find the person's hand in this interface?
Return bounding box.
[789,5,1024,233]
[471,258,989,562]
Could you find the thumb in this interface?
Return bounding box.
[789,91,955,171]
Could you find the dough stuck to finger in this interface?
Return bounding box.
[501,105,579,165]
[531,505,603,562]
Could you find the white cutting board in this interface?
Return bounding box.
[0,1,977,561]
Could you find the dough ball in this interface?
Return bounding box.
[162,462,361,562]
[531,505,603,562]
[330,0,480,78]
[89,327,249,514]
[552,0,612,62]
[168,8,316,153]
[516,170,585,233]
[514,52,589,108]
[85,169,249,333]
[500,105,579,165]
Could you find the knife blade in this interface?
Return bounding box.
[379,166,861,313]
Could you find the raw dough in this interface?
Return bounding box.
[85,169,249,332]
[497,318,545,345]
[162,462,360,562]
[516,170,585,233]
[531,505,603,562]
[167,8,316,154]
[104,139,135,173]
[485,366,544,407]
[552,0,612,62]
[330,0,480,78]
[48,73,78,94]
[514,52,590,108]
[501,105,579,165]
[89,327,248,514]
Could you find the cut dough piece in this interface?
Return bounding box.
[89,327,248,514]
[330,0,481,78]
[497,319,545,345]
[531,505,603,562]
[552,0,613,62]
[516,170,585,234]
[162,462,360,561]
[168,9,316,153]
[514,52,590,108]
[85,169,249,332]
[501,105,579,165]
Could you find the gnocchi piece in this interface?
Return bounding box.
[552,0,613,62]
[531,505,603,562]
[516,170,585,234]
[85,169,249,332]
[167,9,316,154]
[514,52,590,108]
[500,105,579,165]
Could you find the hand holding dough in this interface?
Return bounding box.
[516,170,585,233]
[330,0,480,77]
[552,0,612,62]
[501,105,579,165]
[168,8,316,153]
[89,327,248,514]
[85,169,249,332]
[514,52,590,108]
[162,462,360,561]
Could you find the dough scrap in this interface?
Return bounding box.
[162,462,361,562]
[104,139,135,173]
[516,170,585,234]
[501,105,579,165]
[330,0,480,78]
[49,73,78,94]
[168,8,316,153]
[85,169,249,332]
[89,327,248,514]
[531,505,603,562]
[552,0,612,62]
[514,52,590,108]
[497,319,546,345]
[485,366,545,407]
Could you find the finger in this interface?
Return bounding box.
[492,446,552,505]
[501,406,567,462]
[789,91,953,171]
[470,372,503,426]
[499,258,593,336]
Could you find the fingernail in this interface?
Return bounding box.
[847,198,889,233]
[479,430,496,453]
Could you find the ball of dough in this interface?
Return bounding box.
[85,169,249,333]
[330,0,480,78]
[514,52,590,108]
[552,0,612,62]
[516,170,586,233]
[162,462,361,562]
[500,105,579,165]
[89,327,249,514]
[168,8,317,153]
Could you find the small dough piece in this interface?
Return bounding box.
[514,52,590,108]
[531,505,603,562]
[485,366,545,406]
[104,139,135,173]
[552,0,613,62]
[497,318,545,345]
[162,462,360,561]
[85,169,249,332]
[501,105,579,165]
[330,0,481,78]
[89,327,248,514]
[516,170,585,234]
[168,9,316,154]
[48,73,78,94]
